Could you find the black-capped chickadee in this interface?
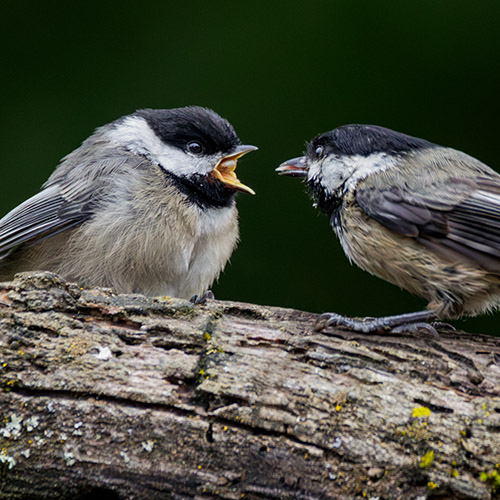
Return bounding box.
[0,106,257,299]
[277,125,500,334]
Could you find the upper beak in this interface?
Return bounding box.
[213,145,258,195]
[275,156,309,177]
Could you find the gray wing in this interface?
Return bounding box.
[0,142,141,260]
[356,176,500,273]
[0,182,96,259]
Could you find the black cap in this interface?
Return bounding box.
[308,124,435,158]
[136,106,241,156]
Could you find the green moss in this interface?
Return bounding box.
[480,469,500,492]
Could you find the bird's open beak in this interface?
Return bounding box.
[275,156,309,177]
[213,145,257,195]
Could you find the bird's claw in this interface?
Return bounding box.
[431,321,455,332]
[315,310,441,336]
[190,290,215,305]
[315,312,342,331]
[391,322,439,338]
[315,313,389,334]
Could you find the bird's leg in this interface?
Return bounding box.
[315,310,439,334]
[190,290,215,305]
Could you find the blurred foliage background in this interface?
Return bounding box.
[1,1,500,335]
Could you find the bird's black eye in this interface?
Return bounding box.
[187,141,204,155]
[315,145,324,158]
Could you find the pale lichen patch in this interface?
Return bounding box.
[1,414,23,439]
[0,449,16,469]
[141,440,155,452]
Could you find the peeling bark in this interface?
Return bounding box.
[0,272,499,500]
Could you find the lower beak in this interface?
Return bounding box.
[213,145,257,195]
[275,156,309,177]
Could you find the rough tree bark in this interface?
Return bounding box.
[0,272,499,500]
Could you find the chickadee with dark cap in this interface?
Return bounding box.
[277,125,500,334]
[0,106,256,299]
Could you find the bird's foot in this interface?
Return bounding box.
[315,310,439,336]
[430,321,456,332]
[316,313,388,333]
[391,322,439,338]
[190,290,215,305]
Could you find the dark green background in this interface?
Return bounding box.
[2,2,500,335]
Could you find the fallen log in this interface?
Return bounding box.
[0,272,499,499]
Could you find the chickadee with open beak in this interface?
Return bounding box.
[277,124,500,334]
[0,106,256,299]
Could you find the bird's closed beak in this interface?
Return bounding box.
[275,156,309,177]
[213,145,257,195]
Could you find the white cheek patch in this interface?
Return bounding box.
[107,115,217,177]
[343,153,395,190]
[308,153,395,194]
[307,157,344,197]
[107,116,165,157]
[307,159,322,182]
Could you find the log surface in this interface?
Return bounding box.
[0,272,499,500]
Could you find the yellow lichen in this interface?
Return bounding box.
[412,406,431,418]
[420,450,434,469]
[4,379,15,392]
[427,481,437,490]
[335,404,342,412]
